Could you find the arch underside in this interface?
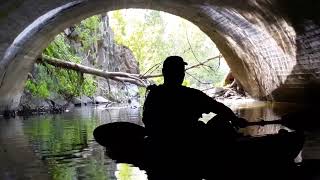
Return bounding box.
[1,0,320,111]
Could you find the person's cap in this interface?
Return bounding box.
[163,56,188,70]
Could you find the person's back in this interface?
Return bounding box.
[143,84,219,134]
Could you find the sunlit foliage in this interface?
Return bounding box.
[109,9,228,88]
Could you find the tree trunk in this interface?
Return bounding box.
[37,55,148,87]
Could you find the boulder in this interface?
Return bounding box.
[71,97,83,106]
[81,95,93,104]
[94,96,111,104]
[19,91,51,110]
[71,96,93,106]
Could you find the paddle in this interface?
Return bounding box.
[238,112,304,130]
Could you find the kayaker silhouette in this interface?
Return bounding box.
[92,55,305,179]
[142,55,245,138]
[141,56,248,179]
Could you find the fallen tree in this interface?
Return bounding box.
[36,55,222,87]
[37,55,148,87]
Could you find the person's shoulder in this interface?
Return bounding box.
[183,86,205,94]
[146,84,164,94]
[146,84,159,91]
[182,86,210,99]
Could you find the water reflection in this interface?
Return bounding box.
[236,102,304,136]
[0,106,142,180]
[0,102,319,179]
[0,117,50,180]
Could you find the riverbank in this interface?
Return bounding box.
[203,86,259,109]
[3,86,254,118]
[1,90,125,118]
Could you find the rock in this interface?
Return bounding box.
[115,45,140,74]
[206,87,227,97]
[126,84,139,97]
[17,91,67,116]
[48,93,68,106]
[71,96,93,106]
[19,91,51,110]
[81,95,93,104]
[3,110,16,119]
[71,97,83,106]
[128,98,140,109]
[93,96,111,104]
[213,87,226,94]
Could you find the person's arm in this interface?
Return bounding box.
[199,91,247,128]
[210,100,237,118]
[211,100,248,128]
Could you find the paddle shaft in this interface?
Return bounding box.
[244,119,284,127]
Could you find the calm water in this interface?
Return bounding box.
[0,102,319,180]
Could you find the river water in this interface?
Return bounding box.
[0,101,319,180]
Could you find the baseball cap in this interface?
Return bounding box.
[163,56,188,70]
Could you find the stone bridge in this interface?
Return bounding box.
[1,0,320,112]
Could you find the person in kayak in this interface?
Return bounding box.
[141,56,248,179]
[142,55,246,137]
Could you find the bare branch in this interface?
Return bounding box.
[141,55,222,79]
[140,62,162,77]
[185,55,222,71]
[184,26,211,74]
[185,72,212,85]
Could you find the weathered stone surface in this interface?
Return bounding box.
[19,91,51,110]
[81,13,140,103]
[1,0,320,112]
[17,91,68,115]
[80,95,93,104]
[93,96,111,104]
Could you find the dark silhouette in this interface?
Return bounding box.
[141,56,246,179]
[93,117,305,180]
[93,56,305,180]
[142,56,243,136]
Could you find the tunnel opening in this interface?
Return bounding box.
[0,0,293,113]
[2,1,320,180]
[1,0,320,113]
[20,8,244,116]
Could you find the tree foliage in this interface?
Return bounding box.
[26,23,98,99]
[109,9,228,88]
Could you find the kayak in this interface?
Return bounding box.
[93,121,304,169]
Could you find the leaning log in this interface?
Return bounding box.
[37,55,148,87]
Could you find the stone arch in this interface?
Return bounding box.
[1,0,320,111]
